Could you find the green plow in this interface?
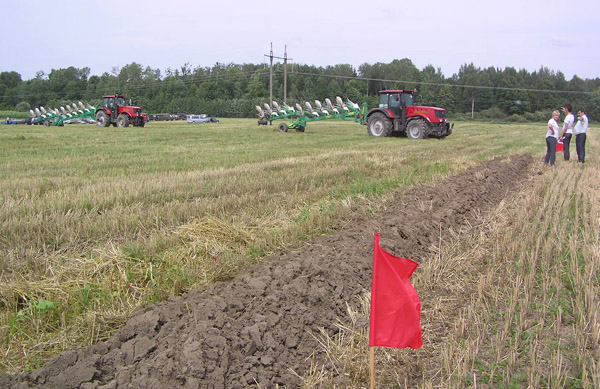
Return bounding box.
[257,96,368,132]
[29,102,96,126]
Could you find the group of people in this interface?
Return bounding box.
[545,104,589,166]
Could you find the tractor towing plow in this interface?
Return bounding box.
[258,89,453,139]
[29,102,96,126]
[28,94,148,128]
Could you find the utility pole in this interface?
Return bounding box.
[269,43,273,108]
[264,44,292,107]
[283,45,288,105]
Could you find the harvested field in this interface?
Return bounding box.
[1,122,598,387]
[3,154,538,387]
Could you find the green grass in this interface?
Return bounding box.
[0,111,29,120]
[0,118,549,372]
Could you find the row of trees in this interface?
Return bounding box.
[1,59,599,120]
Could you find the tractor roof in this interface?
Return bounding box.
[379,90,414,94]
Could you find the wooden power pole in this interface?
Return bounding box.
[265,44,292,107]
[283,45,288,105]
[269,43,273,108]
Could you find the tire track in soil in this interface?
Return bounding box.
[1,155,534,389]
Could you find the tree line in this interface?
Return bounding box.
[1,59,599,120]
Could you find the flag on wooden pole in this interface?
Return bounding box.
[369,233,422,349]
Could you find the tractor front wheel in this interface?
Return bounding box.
[96,111,111,127]
[406,119,426,140]
[116,114,130,128]
[367,112,393,137]
[278,123,289,132]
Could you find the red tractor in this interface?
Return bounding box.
[95,94,148,128]
[367,90,453,139]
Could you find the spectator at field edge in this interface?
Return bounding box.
[561,104,575,160]
[545,110,560,166]
[574,109,589,163]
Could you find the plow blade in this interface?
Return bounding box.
[30,101,96,126]
[259,96,367,132]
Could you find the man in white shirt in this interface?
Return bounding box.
[574,109,589,163]
[545,110,560,166]
[561,104,575,161]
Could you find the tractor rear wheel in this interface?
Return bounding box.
[295,126,305,132]
[406,119,426,140]
[367,112,393,137]
[116,114,130,128]
[96,111,111,127]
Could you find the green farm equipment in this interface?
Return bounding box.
[29,102,96,126]
[28,94,148,127]
[259,90,453,139]
[257,97,368,133]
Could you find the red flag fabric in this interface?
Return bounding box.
[369,233,422,349]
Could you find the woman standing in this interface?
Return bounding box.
[545,110,560,166]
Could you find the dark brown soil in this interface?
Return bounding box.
[1,155,534,388]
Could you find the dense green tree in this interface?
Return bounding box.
[0,71,23,108]
[0,71,22,89]
[245,69,269,99]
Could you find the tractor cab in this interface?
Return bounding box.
[377,90,414,125]
[378,90,414,114]
[102,96,126,107]
[102,95,126,118]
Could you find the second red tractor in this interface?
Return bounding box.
[95,94,148,128]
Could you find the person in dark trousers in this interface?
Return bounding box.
[545,110,560,166]
[561,104,575,160]
[574,109,589,163]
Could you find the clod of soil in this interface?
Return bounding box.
[1,155,533,388]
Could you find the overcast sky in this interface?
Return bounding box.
[2,0,599,81]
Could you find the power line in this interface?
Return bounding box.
[285,70,598,95]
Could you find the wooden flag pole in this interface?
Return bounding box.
[369,346,375,389]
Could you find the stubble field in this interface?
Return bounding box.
[0,119,598,387]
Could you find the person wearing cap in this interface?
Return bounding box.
[574,109,589,163]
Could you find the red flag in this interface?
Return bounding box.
[369,233,422,349]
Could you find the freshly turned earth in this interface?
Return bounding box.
[1,155,534,388]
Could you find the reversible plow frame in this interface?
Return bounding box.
[256,96,368,132]
[29,102,96,126]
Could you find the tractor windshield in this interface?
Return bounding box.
[378,92,414,108]
[102,97,127,108]
[378,94,389,109]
